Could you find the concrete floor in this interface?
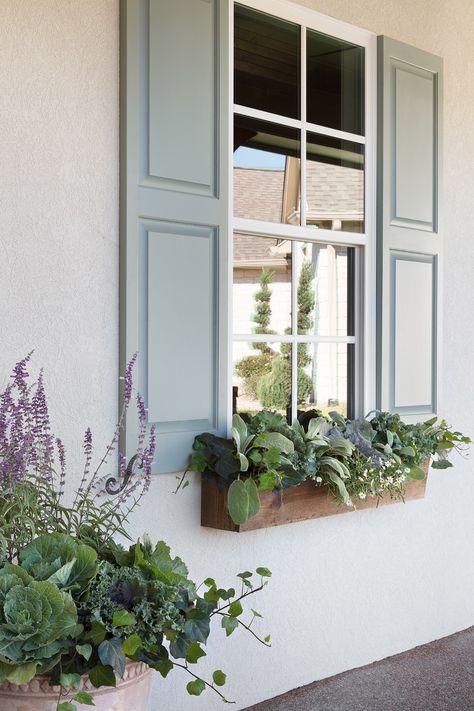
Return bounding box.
[244,627,474,711]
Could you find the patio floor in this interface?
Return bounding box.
[244,626,474,711]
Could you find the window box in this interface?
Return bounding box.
[201,457,430,533]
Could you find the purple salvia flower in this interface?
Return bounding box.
[56,438,66,494]
[122,352,138,409]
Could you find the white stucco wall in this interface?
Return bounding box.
[1,2,474,711]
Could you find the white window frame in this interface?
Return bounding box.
[227,0,377,430]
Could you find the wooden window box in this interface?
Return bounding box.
[201,458,430,532]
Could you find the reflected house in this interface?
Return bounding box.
[233,148,361,413]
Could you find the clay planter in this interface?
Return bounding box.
[0,661,152,711]
[201,458,430,532]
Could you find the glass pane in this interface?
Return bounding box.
[233,233,291,335]
[234,115,300,224]
[297,343,353,419]
[295,242,354,337]
[307,29,364,135]
[234,4,300,119]
[233,341,292,419]
[306,132,364,232]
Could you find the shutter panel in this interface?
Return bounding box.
[121,0,230,472]
[377,37,443,420]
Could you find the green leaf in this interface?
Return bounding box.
[84,620,107,646]
[237,452,250,472]
[186,642,206,664]
[48,559,76,587]
[72,691,95,706]
[57,704,76,711]
[258,432,294,454]
[98,639,126,678]
[112,609,137,627]
[213,670,226,687]
[399,446,415,457]
[264,635,271,643]
[386,430,394,447]
[76,643,92,661]
[183,608,211,644]
[256,567,272,577]
[187,678,206,696]
[227,479,249,525]
[88,664,116,689]
[222,616,239,637]
[407,465,426,480]
[431,459,453,469]
[437,440,455,450]
[228,600,243,617]
[154,658,173,678]
[329,411,346,428]
[244,478,260,519]
[327,469,350,504]
[60,672,81,689]
[232,414,248,451]
[237,571,252,580]
[122,633,142,656]
[251,609,263,618]
[0,662,37,685]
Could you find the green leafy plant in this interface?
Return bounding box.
[0,564,81,685]
[189,408,470,523]
[0,356,272,710]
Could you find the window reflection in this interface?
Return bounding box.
[233,342,292,418]
[295,242,354,336]
[234,115,300,224]
[298,343,352,418]
[234,4,300,119]
[307,29,364,135]
[306,133,364,232]
[233,234,292,335]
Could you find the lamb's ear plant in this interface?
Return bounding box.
[187,406,470,524]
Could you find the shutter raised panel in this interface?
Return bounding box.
[121,0,229,472]
[377,37,443,421]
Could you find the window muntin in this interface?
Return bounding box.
[232,2,370,423]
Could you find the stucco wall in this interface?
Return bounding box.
[1,2,474,710]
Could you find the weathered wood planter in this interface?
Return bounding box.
[0,661,152,711]
[201,458,430,532]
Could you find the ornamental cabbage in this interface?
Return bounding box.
[0,565,81,684]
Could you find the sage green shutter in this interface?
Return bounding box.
[377,37,443,420]
[121,0,230,472]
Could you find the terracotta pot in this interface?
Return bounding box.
[0,661,152,711]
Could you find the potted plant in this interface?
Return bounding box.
[0,355,271,710]
[185,409,470,531]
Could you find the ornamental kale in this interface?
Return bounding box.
[0,565,80,685]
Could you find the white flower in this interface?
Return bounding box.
[346,499,354,507]
[358,492,367,500]
[316,476,322,483]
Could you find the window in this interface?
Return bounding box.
[121,2,440,473]
[231,1,376,423]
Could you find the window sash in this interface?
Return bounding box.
[230,0,377,430]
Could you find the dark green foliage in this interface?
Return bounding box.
[191,409,470,520]
[258,261,315,409]
[251,268,275,354]
[257,355,312,409]
[235,352,274,399]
